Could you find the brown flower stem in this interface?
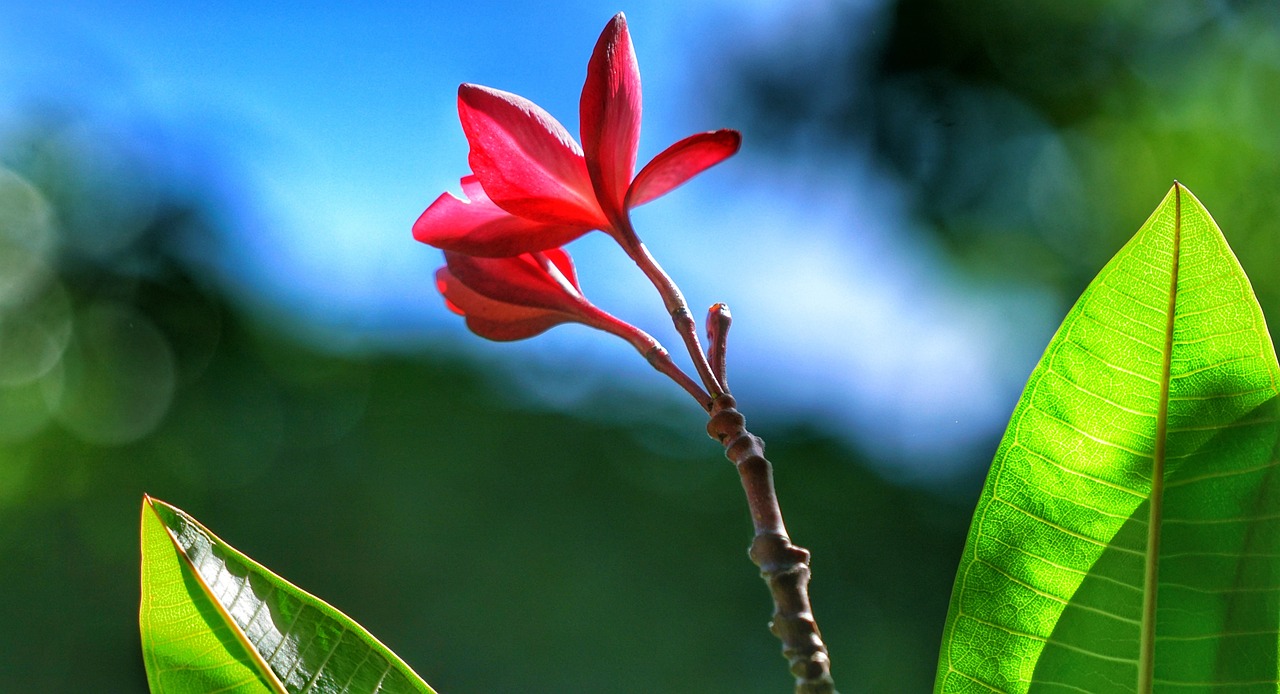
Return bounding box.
[643,344,711,410]
[613,223,833,689]
[708,394,837,694]
[583,308,712,409]
[616,233,725,397]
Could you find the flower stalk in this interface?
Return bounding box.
[600,323,711,408]
[616,230,725,398]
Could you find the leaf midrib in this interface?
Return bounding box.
[1137,182,1182,693]
[153,498,291,694]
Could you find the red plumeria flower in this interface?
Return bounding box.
[437,246,641,343]
[414,13,741,257]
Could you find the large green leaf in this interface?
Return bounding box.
[935,183,1280,692]
[139,496,437,694]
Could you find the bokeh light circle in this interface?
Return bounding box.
[44,301,176,445]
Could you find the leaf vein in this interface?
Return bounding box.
[991,497,1143,555]
[1013,443,1147,498]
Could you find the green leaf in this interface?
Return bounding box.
[139,496,437,694]
[934,183,1280,693]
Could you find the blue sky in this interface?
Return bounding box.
[0,1,1058,478]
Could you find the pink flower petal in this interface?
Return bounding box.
[442,250,586,314]
[458,84,606,228]
[463,314,571,341]
[580,13,642,224]
[437,267,571,341]
[414,176,595,256]
[626,130,742,208]
[541,246,583,292]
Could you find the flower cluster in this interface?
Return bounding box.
[412,20,837,689]
[414,13,739,365]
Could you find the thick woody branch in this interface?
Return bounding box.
[707,395,837,694]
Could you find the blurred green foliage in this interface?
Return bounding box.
[735,0,1280,317]
[0,114,970,692]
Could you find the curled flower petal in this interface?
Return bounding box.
[580,12,642,225]
[442,249,585,314]
[459,84,606,227]
[414,176,596,257]
[626,130,742,208]
[436,267,573,341]
[540,246,580,287]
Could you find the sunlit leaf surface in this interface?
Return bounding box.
[935,184,1280,692]
[140,497,437,694]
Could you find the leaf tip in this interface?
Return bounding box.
[142,494,167,515]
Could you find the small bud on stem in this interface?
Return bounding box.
[706,303,732,393]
